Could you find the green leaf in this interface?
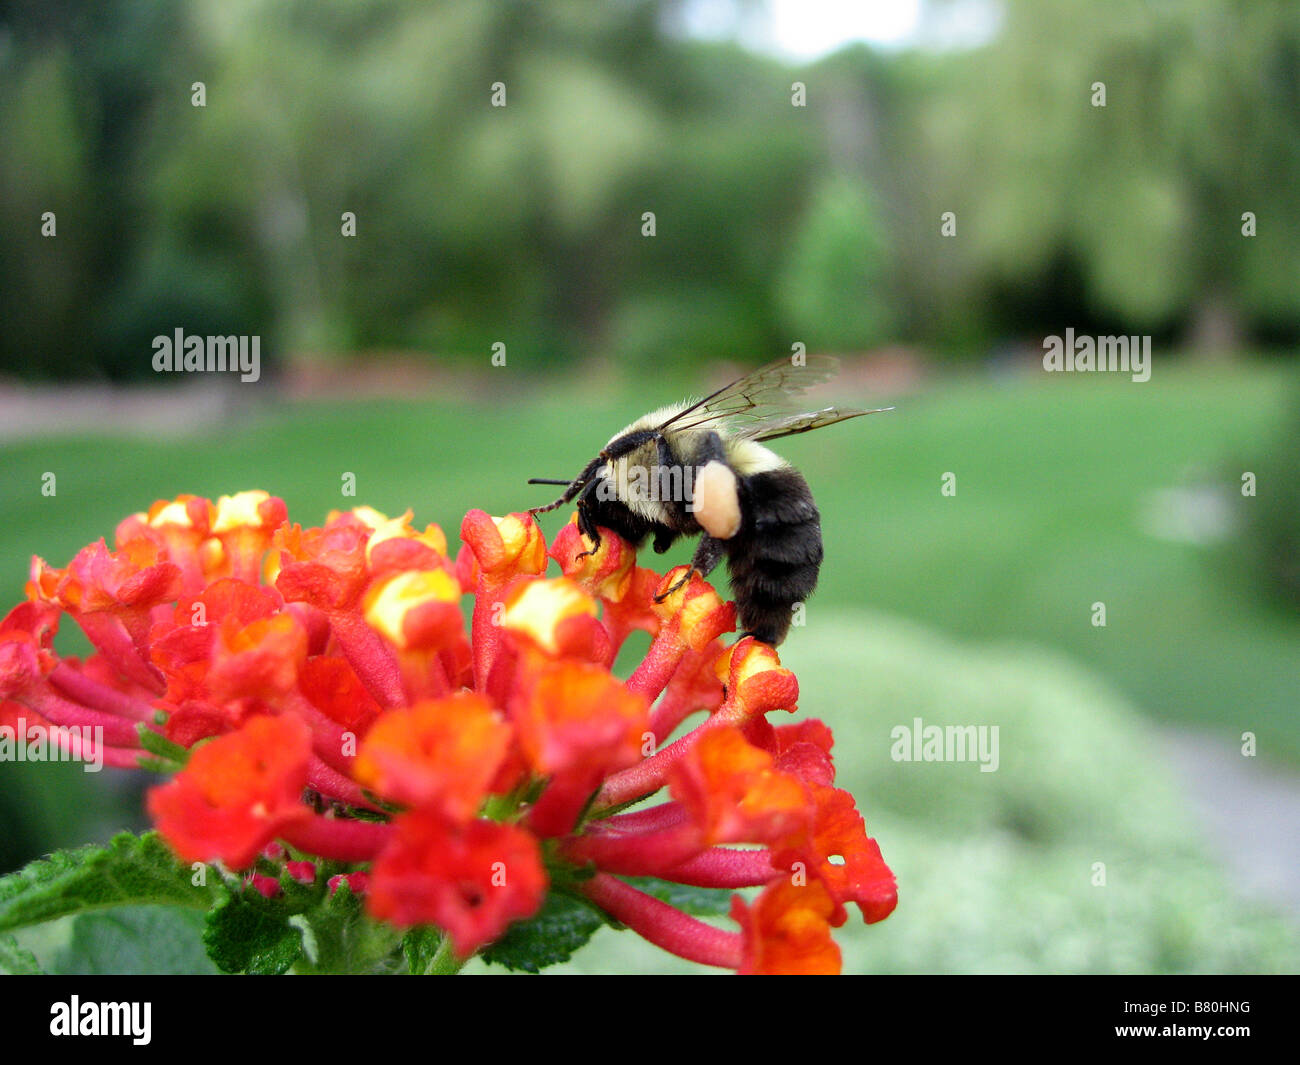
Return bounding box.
[203,886,305,975]
[294,881,402,975]
[0,933,43,974]
[202,873,404,975]
[0,832,214,933]
[480,891,609,973]
[54,906,219,975]
[400,926,447,975]
[623,877,733,916]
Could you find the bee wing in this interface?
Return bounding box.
[653,355,890,440]
[741,405,892,442]
[653,355,848,435]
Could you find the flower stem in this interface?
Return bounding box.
[581,873,741,970]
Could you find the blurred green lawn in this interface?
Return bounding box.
[2,359,1296,759]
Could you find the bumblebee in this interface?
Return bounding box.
[528,356,889,645]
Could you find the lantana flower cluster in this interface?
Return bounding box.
[0,491,896,973]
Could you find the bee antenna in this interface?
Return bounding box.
[527,478,572,486]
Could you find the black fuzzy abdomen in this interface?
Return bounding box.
[724,466,823,645]
[584,495,659,547]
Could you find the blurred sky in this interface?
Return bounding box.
[679,0,1001,56]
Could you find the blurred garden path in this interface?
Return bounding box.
[1164,729,1300,915]
[0,382,237,441]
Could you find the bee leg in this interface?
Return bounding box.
[654,535,725,602]
[652,528,679,554]
[575,527,602,560]
[528,496,569,517]
[574,483,603,560]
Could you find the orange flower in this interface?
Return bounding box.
[355,693,511,820]
[208,611,307,703]
[513,660,650,837]
[775,785,899,925]
[548,518,638,601]
[146,714,314,869]
[363,567,469,698]
[651,567,736,653]
[669,727,811,846]
[715,638,800,718]
[459,510,549,692]
[733,879,842,976]
[6,492,896,973]
[297,655,383,735]
[459,511,548,581]
[36,539,181,616]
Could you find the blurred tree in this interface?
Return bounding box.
[127,0,817,371]
[0,43,93,378]
[912,0,1300,347]
[776,173,895,351]
[3,0,1297,380]
[0,0,245,380]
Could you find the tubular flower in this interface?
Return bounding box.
[2,492,896,973]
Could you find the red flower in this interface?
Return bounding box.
[6,492,896,972]
[775,785,899,925]
[298,656,383,735]
[367,812,546,959]
[146,714,314,868]
[273,519,371,612]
